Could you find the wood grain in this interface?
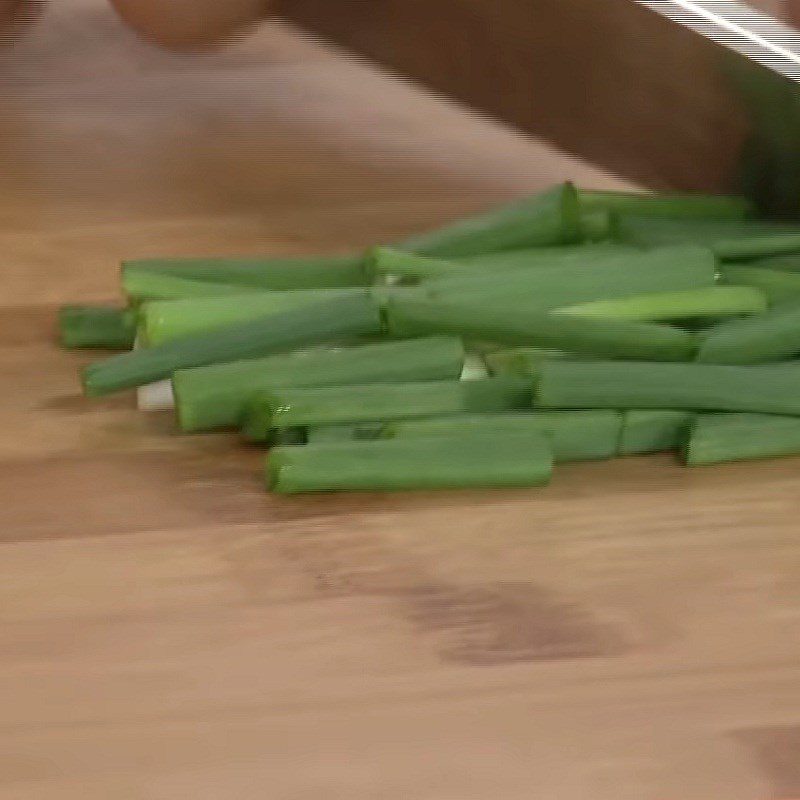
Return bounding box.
[2,2,800,798]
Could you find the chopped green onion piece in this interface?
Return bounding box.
[368,243,641,283]
[455,243,638,271]
[82,293,382,397]
[59,305,136,350]
[140,288,365,345]
[685,412,800,465]
[616,217,788,245]
[366,247,460,282]
[616,217,800,260]
[172,336,465,432]
[715,234,800,261]
[386,297,696,361]
[673,318,722,333]
[425,245,717,309]
[719,265,800,304]
[555,286,767,322]
[383,410,622,462]
[618,410,694,455]
[396,182,582,257]
[535,360,800,415]
[305,424,384,444]
[270,428,307,446]
[579,190,754,219]
[483,348,574,378]
[743,252,800,271]
[243,377,533,442]
[121,254,367,289]
[122,270,257,302]
[267,431,553,493]
[579,210,617,242]
[697,299,800,363]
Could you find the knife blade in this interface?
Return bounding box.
[640,1,800,80]
[283,0,800,214]
[640,1,800,216]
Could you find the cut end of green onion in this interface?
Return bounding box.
[59,305,136,350]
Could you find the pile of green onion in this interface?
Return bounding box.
[60,182,800,493]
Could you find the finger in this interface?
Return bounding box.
[107,0,268,50]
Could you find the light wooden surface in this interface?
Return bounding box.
[2,4,800,798]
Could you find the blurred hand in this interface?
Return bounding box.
[0,0,36,31]
[108,0,270,49]
[2,0,270,49]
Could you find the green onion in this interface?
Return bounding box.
[82,293,382,397]
[305,424,384,444]
[580,211,617,241]
[173,336,465,432]
[270,428,307,446]
[579,190,754,219]
[743,252,800,271]
[425,245,717,308]
[615,217,787,245]
[267,431,553,493]
[616,217,800,260]
[139,288,365,345]
[483,348,574,377]
[613,216,699,247]
[121,254,367,290]
[697,299,800,363]
[368,243,641,283]
[396,182,582,257]
[555,286,767,322]
[535,360,800,415]
[715,234,800,261]
[366,247,460,282]
[383,410,622,462]
[122,270,256,302]
[375,243,647,284]
[385,297,696,361]
[684,412,800,465]
[243,377,533,442]
[719,265,800,304]
[59,305,136,350]
[618,410,694,455]
[455,243,637,270]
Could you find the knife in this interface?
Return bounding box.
[642,1,800,80]
[282,0,800,215]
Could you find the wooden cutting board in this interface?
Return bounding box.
[2,3,800,798]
